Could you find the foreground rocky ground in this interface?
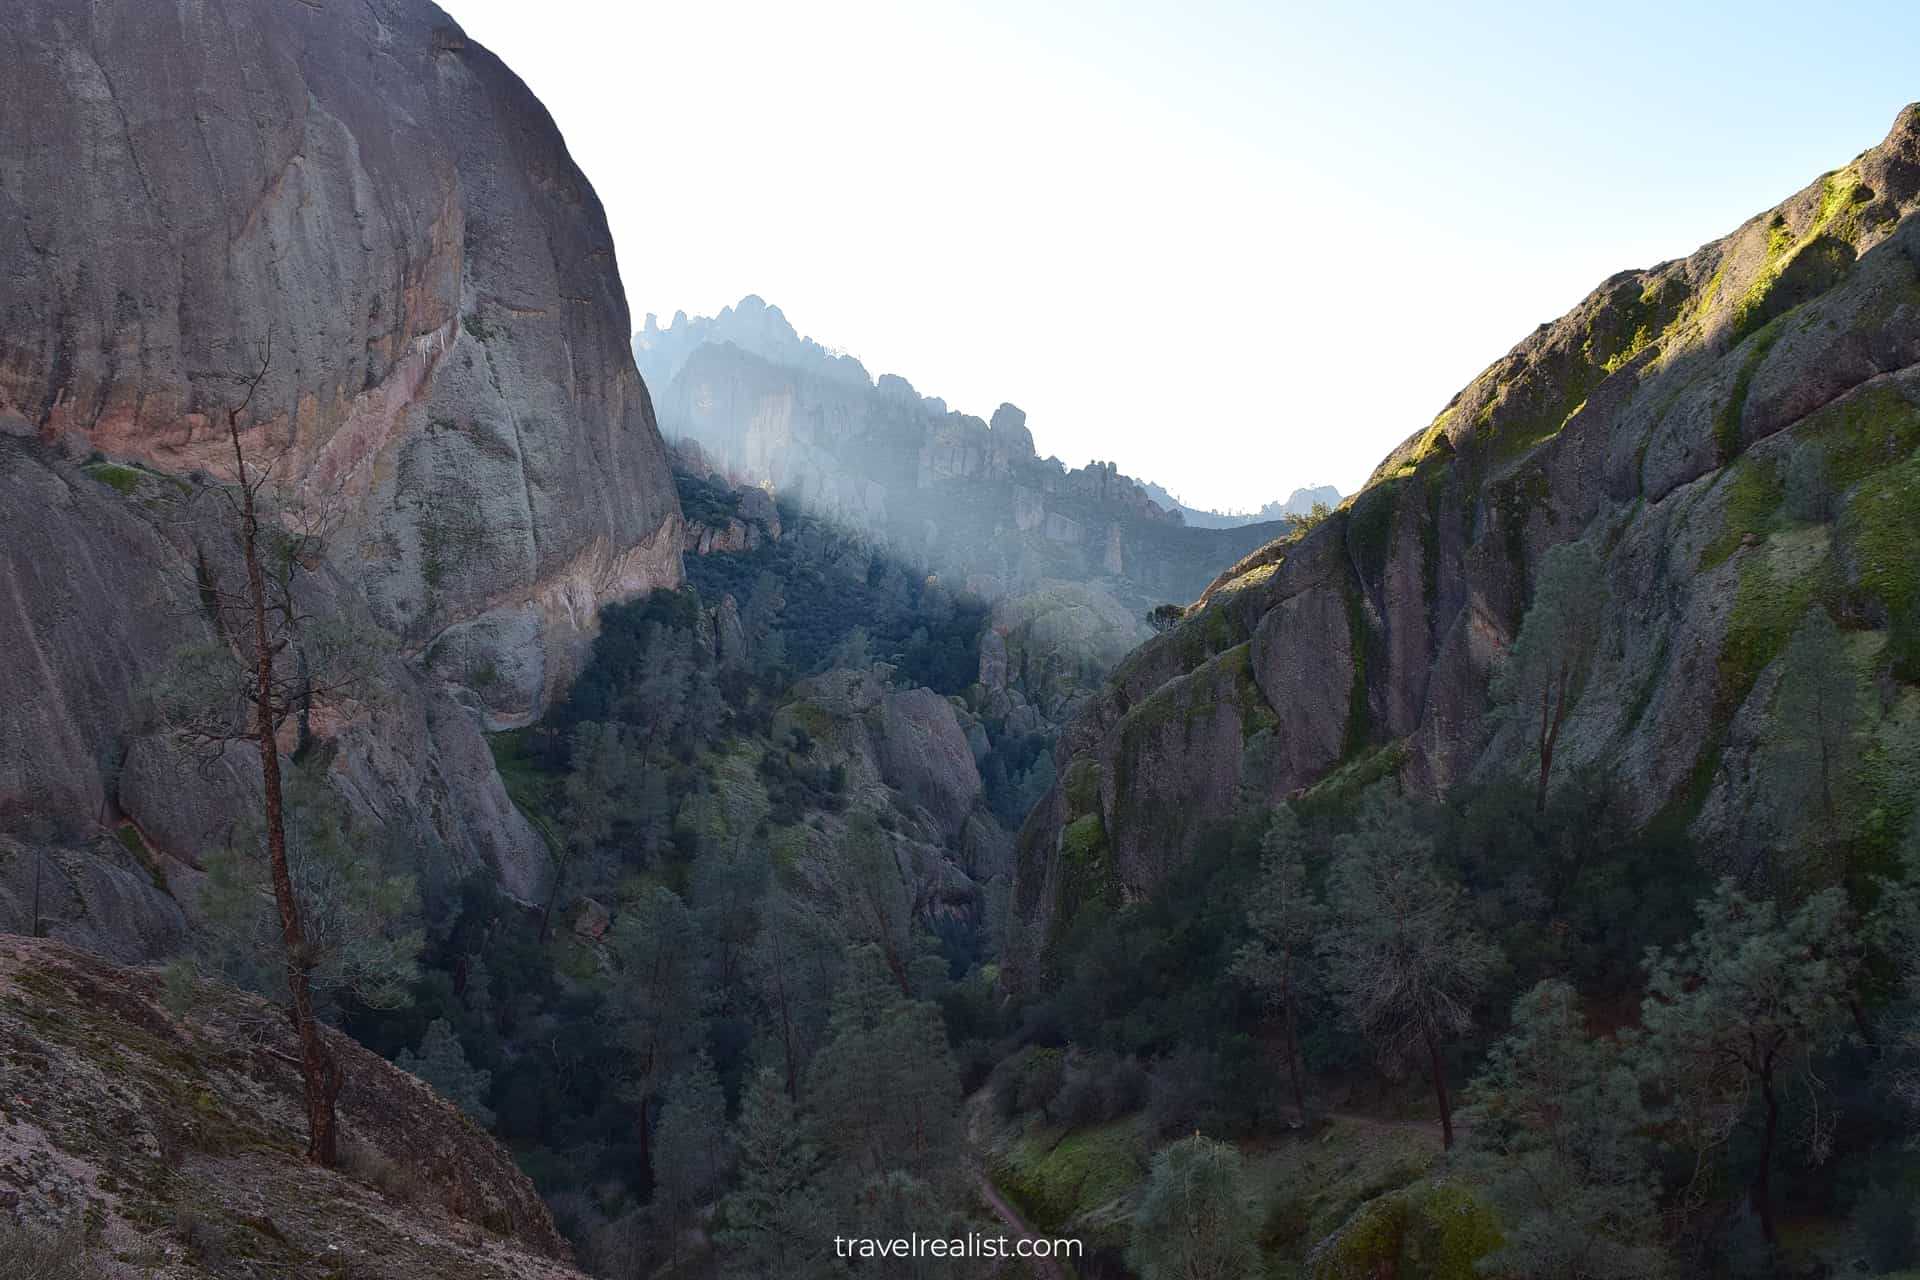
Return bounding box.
[0,937,586,1279]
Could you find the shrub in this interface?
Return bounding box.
[0,1220,131,1279]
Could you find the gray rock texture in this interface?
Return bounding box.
[1011,104,1920,984]
[0,0,683,954]
[0,0,683,729]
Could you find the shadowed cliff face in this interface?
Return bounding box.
[0,0,683,729]
[1011,105,1920,981]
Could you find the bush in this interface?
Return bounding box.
[0,1220,130,1280]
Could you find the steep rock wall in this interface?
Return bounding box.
[0,0,682,729]
[1011,105,1920,982]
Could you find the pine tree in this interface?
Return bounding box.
[1492,539,1611,813]
[396,1018,495,1128]
[1317,789,1499,1149]
[804,946,961,1185]
[1637,880,1858,1247]
[653,1051,731,1213]
[1230,806,1321,1125]
[609,886,709,1188]
[1127,1135,1259,1280]
[1464,980,1667,1279]
[717,1067,826,1279]
[745,891,843,1099]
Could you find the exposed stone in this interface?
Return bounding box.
[0,0,684,729]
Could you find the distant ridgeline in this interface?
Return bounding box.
[1136,478,1343,530]
[633,296,1321,619]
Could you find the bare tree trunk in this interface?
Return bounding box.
[1535,685,1555,815]
[1423,1024,1454,1150]
[1754,1068,1779,1246]
[1283,993,1308,1127]
[537,851,569,943]
[232,411,341,1168]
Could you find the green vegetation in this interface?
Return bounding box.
[1835,446,1920,679]
[1713,317,1784,462]
[1699,454,1784,570]
[992,1118,1144,1238]
[1308,1181,1501,1280]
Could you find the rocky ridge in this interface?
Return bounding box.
[639,299,1288,619]
[0,0,688,949]
[1011,105,1920,978]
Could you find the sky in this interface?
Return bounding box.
[438,0,1919,511]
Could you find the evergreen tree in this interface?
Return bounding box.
[1492,539,1610,813]
[693,840,770,1014]
[717,1066,827,1279]
[653,1051,732,1215]
[1230,806,1321,1125]
[805,947,962,1185]
[1317,789,1499,1148]
[197,761,421,1016]
[1464,980,1667,1279]
[1637,880,1858,1247]
[396,1018,495,1128]
[1127,1135,1258,1280]
[609,886,709,1188]
[746,891,843,1099]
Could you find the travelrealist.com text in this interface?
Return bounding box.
[834,1234,1084,1261]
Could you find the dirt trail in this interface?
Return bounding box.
[977,1175,1070,1280]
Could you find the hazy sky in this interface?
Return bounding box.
[438,0,1917,510]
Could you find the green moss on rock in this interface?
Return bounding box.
[1307,1181,1502,1280]
[1835,447,1920,679]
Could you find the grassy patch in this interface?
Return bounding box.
[1834,446,1920,679]
[1713,318,1784,463]
[1305,1180,1501,1280]
[992,1119,1147,1240]
[1801,381,1920,494]
[1699,455,1784,570]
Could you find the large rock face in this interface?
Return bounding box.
[0,0,682,729]
[0,0,685,948]
[1012,105,1920,982]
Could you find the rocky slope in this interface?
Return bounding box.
[0,936,585,1278]
[1011,105,1920,978]
[0,1,684,944]
[640,296,1284,617]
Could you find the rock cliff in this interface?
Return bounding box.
[640,298,1284,619]
[0,0,685,944]
[1012,105,1920,979]
[0,0,683,730]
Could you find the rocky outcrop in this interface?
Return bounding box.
[1012,104,1920,981]
[0,0,684,953]
[0,0,683,730]
[644,299,1290,617]
[0,935,583,1278]
[0,439,552,913]
[877,688,984,841]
